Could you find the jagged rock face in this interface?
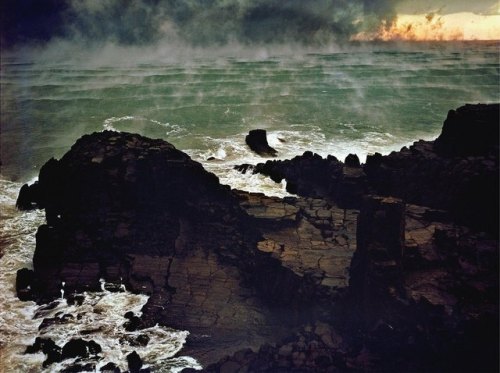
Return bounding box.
[434,103,499,157]
[14,104,498,370]
[236,152,368,209]
[255,151,342,197]
[240,104,499,234]
[18,131,254,300]
[365,104,499,235]
[344,196,499,372]
[364,139,499,235]
[245,129,277,157]
[17,131,364,364]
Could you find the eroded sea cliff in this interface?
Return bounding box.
[15,104,499,372]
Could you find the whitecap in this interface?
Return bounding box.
[0,178,200,372]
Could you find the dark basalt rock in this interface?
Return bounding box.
[16,182,41,210]
[344,153,360,168]
[205,322,346,372]
[364,141,499,235]
[15,104,498,371]
[240,150,367,209]
[434,103,499,156]
[17,131,257,301]
[127,351,143,373]
[123,315,141,332]
[240,104,499,235]
[245,129,278,157]
[61,363,96,373]
[364,104,499,235]
[25,337,63,367]
[252,151,344,198]
[100,362,121,372]
[61,338,101,360]
[16,268,35,301]
[343,195,499,372]
[25,337,61,355]
[18,131,347,364]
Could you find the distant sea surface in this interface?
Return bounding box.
[0,40,498,371]
[2,41,498,194]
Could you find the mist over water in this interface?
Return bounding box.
[0,180,201,372]
[0,9,499,368]
[1,41,498,195]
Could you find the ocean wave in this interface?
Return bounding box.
[102,116,185,137]
[0,179,200,372]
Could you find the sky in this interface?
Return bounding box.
[1,0,499,47]
[381,0,500,40]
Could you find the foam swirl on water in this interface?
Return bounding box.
[0,179,200,372]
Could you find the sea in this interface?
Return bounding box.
[1,40,498,372]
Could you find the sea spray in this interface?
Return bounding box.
[0,179,200,372]
[4,42,497,184]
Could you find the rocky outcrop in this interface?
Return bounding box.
[235,191,358,308]
[236,151,369,209]
[205,197,498,372]
[342,196,499,372]
[17,132,256,301]
[240,103,499,234]
[364,136,498,235]
[434,103,499,157]
[16,131,361,365]
[25,337,102,369]
[15,104,499,371]
[245,129,278,157]
[237,151,342,197]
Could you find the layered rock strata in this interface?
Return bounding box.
[15,103,498,371]
[242,104,499,234]
[15,131,358,365]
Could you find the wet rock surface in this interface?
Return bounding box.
[16,104,499,371]
[242,104,499,234]
[245,129,278,157]
[16,131,356,364]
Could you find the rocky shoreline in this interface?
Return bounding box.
[15,104,499,372]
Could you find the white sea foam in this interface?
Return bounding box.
[103,116,185,137]
[182,125,428,198]
[0,178,200,372]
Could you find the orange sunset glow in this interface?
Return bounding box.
[355,12,500,41]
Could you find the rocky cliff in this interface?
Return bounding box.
[242,103,499,235]
[15,131,360,365]
[15,104,498,371]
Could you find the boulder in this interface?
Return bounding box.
[344,154,360,168]
[16,268,35,301]
[15,104,498,371]
[100,362,121,372]
[127,351,143,372]
[16,182,41,210]
[61,338,101,360]
[245,129,277,157]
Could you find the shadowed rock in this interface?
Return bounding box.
[245,129,278,157]
[434,103,499,156]
[15,104,498,372]
[16,131,358,365]
[16,268,35,301]
[127,351,143,372]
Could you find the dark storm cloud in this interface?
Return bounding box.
[1,0,405,47]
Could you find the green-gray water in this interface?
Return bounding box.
[2,41,498,194]
[0,40,498,372]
